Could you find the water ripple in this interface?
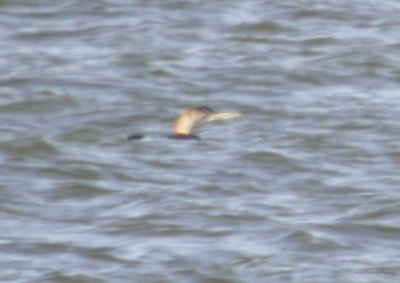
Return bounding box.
[1,1,400,282]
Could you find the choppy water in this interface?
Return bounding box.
[1,1,400,282]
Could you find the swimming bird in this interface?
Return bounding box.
[128,106,241,140]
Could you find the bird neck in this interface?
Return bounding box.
[174,113,195,135]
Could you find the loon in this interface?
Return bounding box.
[128,106,241,140]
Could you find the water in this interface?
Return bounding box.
[1,1,400,282]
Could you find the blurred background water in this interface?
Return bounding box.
[1,0,400,282]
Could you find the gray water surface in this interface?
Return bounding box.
[1,1,400,282]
